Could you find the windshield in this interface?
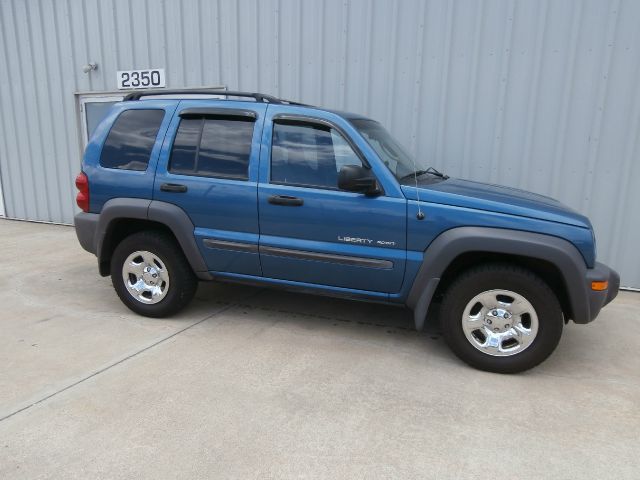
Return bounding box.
[350,119,422,180]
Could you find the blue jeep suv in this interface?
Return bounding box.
[75,90,619,373]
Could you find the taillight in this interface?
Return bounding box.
[75,172,89,212]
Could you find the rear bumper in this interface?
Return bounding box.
[580,262,620,323]
[74,212,99,255]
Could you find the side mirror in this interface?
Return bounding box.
[338,165,381,195]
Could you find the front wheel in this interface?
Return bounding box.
[440,264,563,373]
[111,231,197,317]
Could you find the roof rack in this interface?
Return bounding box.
[123,89,308,105]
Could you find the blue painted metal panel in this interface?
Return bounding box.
[402,184,596,268]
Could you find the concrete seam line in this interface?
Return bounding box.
[0,290,262,423]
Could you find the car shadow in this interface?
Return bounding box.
[192,280,444,340]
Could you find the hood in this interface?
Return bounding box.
[402,177,591,229]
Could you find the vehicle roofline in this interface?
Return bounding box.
[118,96,375,122]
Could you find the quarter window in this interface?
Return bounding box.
[100,109,164,171]
[270,121,364,189]
[169,116,254,179]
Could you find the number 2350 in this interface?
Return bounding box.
[120,70,162,88]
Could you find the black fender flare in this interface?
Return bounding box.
[95,198,210,278]
[406,227,591,330]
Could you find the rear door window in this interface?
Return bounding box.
[100,109,164,171]
[169,116,254,180]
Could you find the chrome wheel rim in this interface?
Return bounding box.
[121,250,170,304]
[461,289,539,357]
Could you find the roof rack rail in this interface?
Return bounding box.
[123,89,292,104]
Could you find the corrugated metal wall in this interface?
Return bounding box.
[0,0,639,287]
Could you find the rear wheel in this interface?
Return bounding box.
[111,231,197,317]
[440,263,563,373]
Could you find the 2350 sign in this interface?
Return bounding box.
[116,69,166,90]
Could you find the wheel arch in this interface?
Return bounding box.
[407,227,590,331]
[435,252,572,322]
[95,198,210,279]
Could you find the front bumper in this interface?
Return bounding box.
[583,262,620,323]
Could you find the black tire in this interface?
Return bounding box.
[440,263,563,373]
[110,230,198,317]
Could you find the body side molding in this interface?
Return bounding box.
[260,246,394,269]
[203,238,259,253]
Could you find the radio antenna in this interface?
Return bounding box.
[410,156,425,220]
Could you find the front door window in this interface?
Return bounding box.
[270,121,364,190]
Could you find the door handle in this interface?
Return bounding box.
[268,195,304,206]
[160,183,188,193]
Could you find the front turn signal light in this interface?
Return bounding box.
[591,280,608,291]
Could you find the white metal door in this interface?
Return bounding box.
[0,169,5,216]
[78,94,125,146]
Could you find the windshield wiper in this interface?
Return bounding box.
[400,167,449,181]
[400,169,428,180]
[425,167,449,179]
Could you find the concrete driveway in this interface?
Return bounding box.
[1,219,639,479]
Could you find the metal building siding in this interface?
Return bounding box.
[0,0,638,287]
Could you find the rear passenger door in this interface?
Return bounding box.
[154,100,267,276]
